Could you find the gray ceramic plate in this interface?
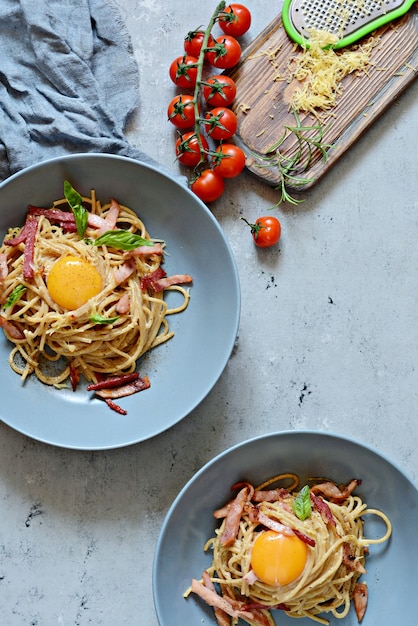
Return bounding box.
[153,430,418,625]
[0,154,240,450]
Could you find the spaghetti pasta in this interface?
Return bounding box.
[188,474,391,625]
[0,184,192,404]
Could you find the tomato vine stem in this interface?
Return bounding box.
[190,1,226,175]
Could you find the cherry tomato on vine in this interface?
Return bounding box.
[203,75,237,107]
[219,4,252,37]
[206,35,241,69]
[184,30,215,58]
[167,94,198,129]
[191,169,225,203]
[203,107,238,140]
[241,216,282,248]
[212,144,246,178]
[169,55,198,89]
[175,132,209,168]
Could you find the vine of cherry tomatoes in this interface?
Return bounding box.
[167,2,251,204]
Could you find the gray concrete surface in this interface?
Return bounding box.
[0,1,417,624]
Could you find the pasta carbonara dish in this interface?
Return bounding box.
[0,181,192,414]
[187,474,392,625]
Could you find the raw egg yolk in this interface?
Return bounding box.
[47,255,102,310]
[251,530,308,586]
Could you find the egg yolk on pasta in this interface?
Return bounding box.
[47,255,102,310]
[251,530,308,586]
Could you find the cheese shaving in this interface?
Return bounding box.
[289,30,377,114]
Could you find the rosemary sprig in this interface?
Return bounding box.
[256,109,332,206]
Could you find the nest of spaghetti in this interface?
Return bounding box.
[188,474,392,626]
[0,183,192,412]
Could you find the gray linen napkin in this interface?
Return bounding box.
[0,0,161,181]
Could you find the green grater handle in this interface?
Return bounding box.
[282,0,416,49]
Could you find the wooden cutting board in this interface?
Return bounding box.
[226,7,418,191]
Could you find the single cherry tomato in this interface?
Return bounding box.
[241,216,281,248]
[167,94,198,129]
[169,55,198,89]
[203,107,238,140]
[206,35,241,69]
[212,144,246,178]
[203,75,237,107]
[184,30,215,58]
[191,169,225,203]
[219,4,252,37]
[175,132,209,168]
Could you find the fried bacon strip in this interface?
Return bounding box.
[0,315,25,340]
[113,258,136,285]
[94,376,150,399]
[310,492,336,527]
[104,398,127,415]
[4,215,39,280]
[28,205,106,232]
[252,488,289,502]
[310,479,361,502]
[88,373,150,415]
[353,582,368,622]
[140,267,192,292]
[128,243,163,256]
[202,571,230,626]
[191,579,255,622]
[87,372,140,391]
[342,543,366,575]
[219,487,249,547]
[0,253,8,281]
[95,198,120,236]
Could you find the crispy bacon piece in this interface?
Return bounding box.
[191,579,254,622]
[115,293,131,314]
[311,479,361,502]
[152,273,193,291]
[202,571,230,626]
[293,528,316,547]
[252,488,289,502]
[5,215,39,280]
[342,543,366,575]
[87,372,140,391]
[94,376,150,399]
[69,363,80,392]
[28,205,106,232]
[0,253,8,281]
[219,487,249,547]
[310,492,336,527]
[140,267,167,290]
[113,258,136,285]
[128,243,163,257]
[231,481,255,501]
[95,198,120,236]
[353,582,368,622]
[256,511,295,537]
[0,315,25,340]
[104,398,127,415]
[140,267,192,292]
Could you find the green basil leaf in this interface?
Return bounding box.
[3,284,27,309]
[90,313,120,325]
[93,230,153,251]
[64,180,88,239]
[292,485,312,521]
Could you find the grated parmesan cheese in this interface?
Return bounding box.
[289,30,377,114]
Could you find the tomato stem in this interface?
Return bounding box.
[191,1,226,172]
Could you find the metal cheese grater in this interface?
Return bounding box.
[282,0,416,49]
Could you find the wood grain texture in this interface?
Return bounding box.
[227,7,418,190]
